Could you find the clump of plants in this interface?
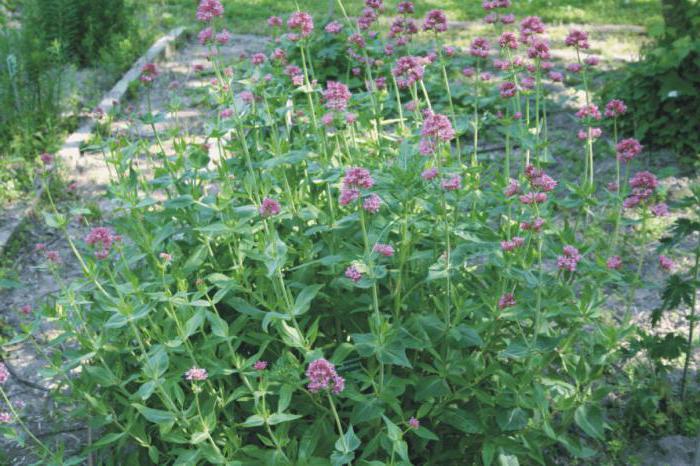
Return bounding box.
[2,0,693,464]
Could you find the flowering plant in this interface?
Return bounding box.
[14,1,685,464]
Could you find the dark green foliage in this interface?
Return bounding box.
[600,2,700,169]
[21,0,130,65]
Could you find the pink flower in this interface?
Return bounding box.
[629,171,658,192]
[659,255,673,272]
[0,412,11,423]
[363,194,382,213]
[527,37,550,59]
[139,63,159,84]
[0,363,9,384]
[500,82,517,98]
[85,227,120,259]
[345,112,358,124]
[240,91,255,104]
[220,108,233,118]
[20,304,31,315]
[605,99,627,118]
[160,252,173,262]
[481,71,493,81]
[259,197,281,217]
[576,104,602,121]
[307,358,345,394]
[216,29,232,45]
[607,182,619,192]
[409,417,420,429]
[462,67,475,77]
[323,81,352,111]
[504,179,520,197]
[325,21,343,34]
[548,71,564,82]
[584,56,599,66]
[469,37,490,58]
[521,218,545,232]
[520,16,545,42]
[578,127,602,140]
[251,52,266,65]
[441,175,461,191]
[498,32,518,49]
[185,367,208,381]
[566,63,582,73]
[40,152,54,165]
[501,13,515,24]
[321,113,334,127]
[392,56,425,88]
[607,256,622,270]
[343,167,374,189]
[421,112,454,142]
[616,138,643,163]
[423,10,448,33]
[272,48,286,62]
[498,293,516,309]
[565,29,590,49]
[373,243,395,257]
[46,250,62,264]
[650,203,669,217]
[398,1,414,14]
[267,16,283,27]
[421,168,438,180]
[519,192,547,204]
[254,361,268,371]
[196,0,224,22]
[501,236,525,252]
[339,188,360,206]
[558,245,582,272]
[287,12,314,39]
[345,265,363,282]
[292,74,304,86]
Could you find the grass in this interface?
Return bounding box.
[213,0,662,33]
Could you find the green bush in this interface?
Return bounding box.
[600,2,700,169]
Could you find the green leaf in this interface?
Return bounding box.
[279,321,305,348]
[334,425,361,453]
[496,408,529,431]
[268,412,302,425]
[262,311,290,333]
[183,244,208,274]
[184,309,205,339]
[206,311,229,337]
[293,284,323,316]
[500,341,529,359]
[241,414,265,427]
[413,426,439,441]
[574,405,605,440]
[353,333,411,368]
[414,376,450,401]
[482,442,496,466]
[133,404,177,425]
[93,432,126,448]
[440,408,483,434]
[449,324,484,348]
[498,452,520,466]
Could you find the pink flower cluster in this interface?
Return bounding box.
[616,138,643,163]
[0,362,9,384]
[623,171,658,209]
[607,256,622,270]
[501,236,525,252]
[565,29,590,49]
[345,265,363,282]
[441,175,462,191]
[423,10,448,33]
[659,255,674,272]
[287,12,314,41]
[576,104,602,121]
[498,32,518,49]
[373,243,395,257]
[306,358,345,394]
[85,227,121,260]
[392,55,425,89]
[254,360,268,371]
[498,293,516,309]
[521,218,545,232]
[470,37,490,58]
[605,99,627,118]
[185,367,208,381]
[139,63,158,84]
[196,0,224,22]
[259,197,281,217]
[520,16,545,42]
[325,21,343,34]
[323,81,352,112]
[558,245,582,272]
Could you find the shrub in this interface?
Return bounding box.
[6,1,683,464]
[600,1,700,169]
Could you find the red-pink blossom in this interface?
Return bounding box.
[470,37,490,58]
[323,81,352,111]
[345,265,363,282]
[423,10,448,33]
[565,29,590,49]
[498,293,516,309]
[363,194,382,213]
[605,99,627,118]
[616,138,643,162]
[287,12,314,40]
[307,358,345,394]
[659,255,673,272]
[185,367,208,381]
[441,175,461,191]
[259,197,281,217]
[196,0,224,22]
[373,243,395,257]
